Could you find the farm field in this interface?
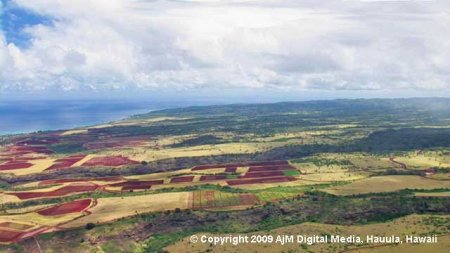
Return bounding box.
[98,142,286,162]
[391,150,450,169]
[0,199,95,244]
[0,99,449,252]
[324,175,450,195]
[61,192,190,228]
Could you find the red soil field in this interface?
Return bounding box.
[122,185,152,190]
[224,167,237,173]
[109,180,164,190]
[0,229,24,243]
[170,176,195,183]
[192,165,229,171]
[191,191,260,210]
[240,171,285,178]
[45,154,87,170]
[199,175,227,181]
[247,160,289,166]
[9,184,98,200]
[0,161,33,171]
[9,146,53,154]
[192,160,288,171]
[226,176,296,186]
[247,165,296,172]
[82,155,139,167]
[14,156,46,160]
[37,199,92,216]
[39,176,123,186]
[191,191,216,209]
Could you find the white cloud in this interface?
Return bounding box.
[0,0,449,92]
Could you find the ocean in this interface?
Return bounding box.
[0,99,178,135]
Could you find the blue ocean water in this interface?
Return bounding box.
[0,100,175,135]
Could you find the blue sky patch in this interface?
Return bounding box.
[0,0,53,47]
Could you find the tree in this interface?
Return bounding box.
[85,223,96,230]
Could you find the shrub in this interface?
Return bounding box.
[85,223,96,230]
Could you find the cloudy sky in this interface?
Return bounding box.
[0,0,449,100]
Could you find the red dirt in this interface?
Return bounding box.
[45,154,87,170]
[170,176,195,183]
[224,167,237,173]
[240,171,285,178]
[191,191,260,210]
[227,176,296,185]
[82,155,139,167]
[37,199,92,216]
[0,229,24,243]
[247,161,289,166]
[0,161,33,171]
[389,156,407,170]
[39,176,123,186]
[199,175,227,181]
[192,160,288,171]
[15,156,46,160]
[122,185,152,191]
[8,146,53,155]
[247,165,296,172]
[109,180,164,190]
[9,184,99,200]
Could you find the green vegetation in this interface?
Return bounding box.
[291,157,353,167]
[49,143,87,154]
[283,170,301,176]
[169,134,225,148]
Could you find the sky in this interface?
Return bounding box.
[0,0,449,101]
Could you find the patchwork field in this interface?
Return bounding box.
[0,198,95,244]
[0,99,449,252]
